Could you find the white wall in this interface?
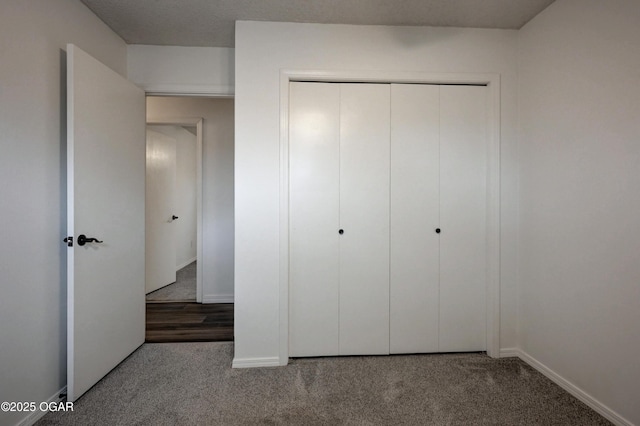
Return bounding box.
[128,45,234,95]
[0,1,127,425]
[147,125,198,269]
[147,97,235,303]
[234,21,520,365]
[518,1,640,424]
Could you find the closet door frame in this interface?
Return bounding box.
[279,70,501,365]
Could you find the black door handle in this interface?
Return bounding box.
[435,228,441,234]
[339,229,344,235]
[172,215,179,220]
[77,234,103,246]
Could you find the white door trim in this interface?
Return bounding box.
[278,70,501,365]
[147,118,204,303]
[143,86,234,98]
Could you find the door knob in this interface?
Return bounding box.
[77,234,103,246]
[172,215,179,220]
[435,228,441,234]
[339,229,344,235]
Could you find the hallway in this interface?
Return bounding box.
[145,302,233,343]
[146,261,196,302]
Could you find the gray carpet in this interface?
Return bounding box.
[146,261,196,302]
[37,343,609,425]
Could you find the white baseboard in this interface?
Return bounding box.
[232,356,281,369]
[499,347,520,358]
[176,257,197,271]
[16,386,66,426]
[202,294,234,303]
[514,349,632,426]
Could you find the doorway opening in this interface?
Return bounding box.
[143,95,235,343]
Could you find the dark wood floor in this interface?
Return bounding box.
[145,302,234,343]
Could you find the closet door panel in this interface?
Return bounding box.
[339,84,390,355]
[390,84,440,354]
[439,85,487,352]
[289,82,341,356]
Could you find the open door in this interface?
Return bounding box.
[66,44,146,401]
[145,129,177,294]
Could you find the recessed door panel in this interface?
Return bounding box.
[439,85,487,352]
[289,82,341,356]
[339,84,390,355]
[390,84,440,354]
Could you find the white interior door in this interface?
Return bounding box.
[339,84,390,355]
[439,85,487,352]
[390,84,440,354]
[289,82,340,357]
[66,44,146,401]
[145,128,177,294]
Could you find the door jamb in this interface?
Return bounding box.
[147,118,204,303]
[279,70,501,364]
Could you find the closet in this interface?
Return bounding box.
[289,81,487,357]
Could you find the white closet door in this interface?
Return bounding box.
[289,82,341,356]
[339,84,390,355]
[390,84,440,354]
[439,85,487,352]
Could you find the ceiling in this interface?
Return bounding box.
[80,0,555,48]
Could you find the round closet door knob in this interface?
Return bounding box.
[339,229,344,235]
[435,228,441,234]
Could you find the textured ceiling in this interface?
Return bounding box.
[80,0,555,48]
